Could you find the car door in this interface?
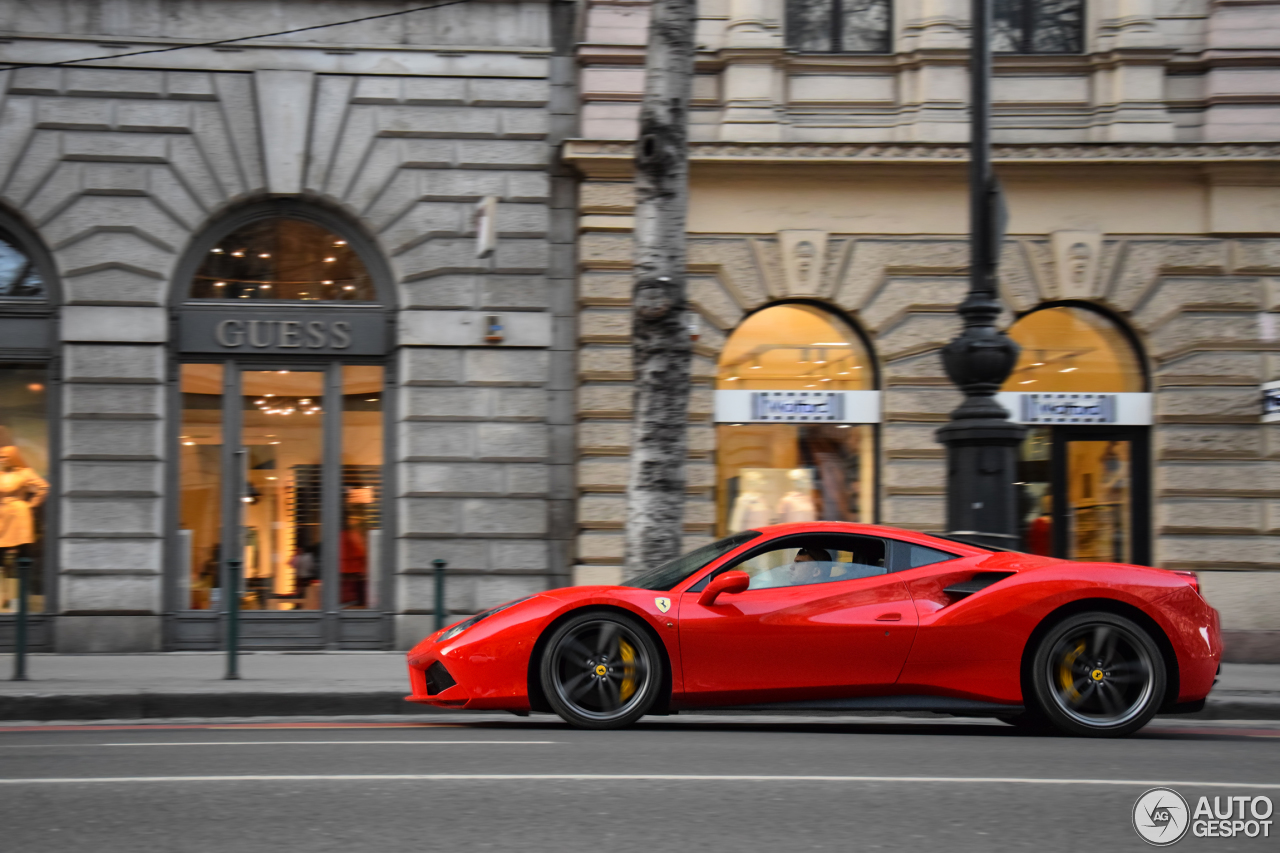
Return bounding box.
[677,533,919,706]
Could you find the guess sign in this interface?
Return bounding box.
[179,309,386,356]
[214,319,352,349]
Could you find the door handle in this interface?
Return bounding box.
[875,612,902,622]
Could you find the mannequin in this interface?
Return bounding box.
[729,470,773,532]
[1026,494,1052,556]
[0,444,48,585]
[776,468,817,523]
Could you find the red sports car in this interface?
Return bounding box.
[405,522,1221,737]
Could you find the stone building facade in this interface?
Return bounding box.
[566,0,1280,658]
[0,0,578,652]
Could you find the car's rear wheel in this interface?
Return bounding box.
[540,610,662,729]
[1029,611,1166,738]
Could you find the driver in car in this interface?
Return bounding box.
[790,546,832,585]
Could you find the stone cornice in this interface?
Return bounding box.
[562,140,1280,176]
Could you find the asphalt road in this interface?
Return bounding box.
[0,714,1277,853]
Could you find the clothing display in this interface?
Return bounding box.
[0,464,48,549]
[730,492,773,532]
[776,490,816,523]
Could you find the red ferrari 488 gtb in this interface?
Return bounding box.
[406,522,1221,737]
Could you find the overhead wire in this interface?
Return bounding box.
[0,0,474,71]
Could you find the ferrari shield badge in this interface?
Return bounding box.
[654,597,671,613]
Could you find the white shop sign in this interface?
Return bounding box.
[714,390,882,424]
[1263,380,1280,424]
[993,392,1153,426]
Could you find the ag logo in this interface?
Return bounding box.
[1133,787,1190,846]
[654,597,671,613]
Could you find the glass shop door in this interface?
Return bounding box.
[1016,427,1150,566]
[175,362,387,648]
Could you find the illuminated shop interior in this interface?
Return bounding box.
[1004,305,1148,563]
[716,304,876,535]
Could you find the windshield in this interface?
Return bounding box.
[623,531,761,591]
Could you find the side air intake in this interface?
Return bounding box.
[424,661,457,695]
[943,572,1015,601]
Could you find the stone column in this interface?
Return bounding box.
[58,308,168,652]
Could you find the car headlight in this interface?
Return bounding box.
[437,595,534,643]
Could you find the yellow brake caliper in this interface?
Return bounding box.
[1059,641,1086,702]
[618,638,637,702]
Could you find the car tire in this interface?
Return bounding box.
[1029,611,1166,738]
[540,610,663,730]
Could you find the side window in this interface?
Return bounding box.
[907,544,960,569]
[697,536,888,591]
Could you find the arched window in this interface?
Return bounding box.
[190,218,375,302]
[0,231,44,299]
[1002,305,1150,565]
[717,303,874,391]
[715,303,878,534]
[1003,305,1145,394]
[0,217,55,629]
[173,204,392,647]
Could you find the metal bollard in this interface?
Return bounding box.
[225,558,242,680]
[11,556,31,682]
[432,558,447,631]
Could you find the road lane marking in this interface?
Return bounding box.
[0,775,1277,788]
[1,740,557,748]
[0,722,466,733]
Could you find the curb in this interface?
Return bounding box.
[0,692,427,722]
[1,692,1277,723]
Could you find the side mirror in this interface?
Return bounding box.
[698,570,750,607]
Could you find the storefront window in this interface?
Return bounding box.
[190,218,375,302]
[716,304,876,535]
[179,364,386,613]
[340,365,383,610]
[1005,306,1147,562]
[179,364,224,610]
[0,365,49,613]
[242,370,327,610]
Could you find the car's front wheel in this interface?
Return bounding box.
[540,610,662,729]
[1029,611,1166,738]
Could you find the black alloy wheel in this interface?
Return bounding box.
[540,611,662,729]
[1029,611,1166,738]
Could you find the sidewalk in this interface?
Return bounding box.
[0,652,415,721]
[0,653,1277,722]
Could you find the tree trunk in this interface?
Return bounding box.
[624,0,697,577]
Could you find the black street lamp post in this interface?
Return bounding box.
[936,0,1026,550]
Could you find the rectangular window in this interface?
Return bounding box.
[178,362,388,616]
[0,364,49,614]
[787,0,892,53]
[179,364,224,610]
[340,365,383,610]
[993,0,1084,54]
[242,370,326,611]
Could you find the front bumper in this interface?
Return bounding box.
[406,656,471,707]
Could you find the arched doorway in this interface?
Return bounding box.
[998,304,1151,564]
[713,303,879,535]
[0,210,57,649]
[169,203,394,649]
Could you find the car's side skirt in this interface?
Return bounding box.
[718,696,1024,715]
